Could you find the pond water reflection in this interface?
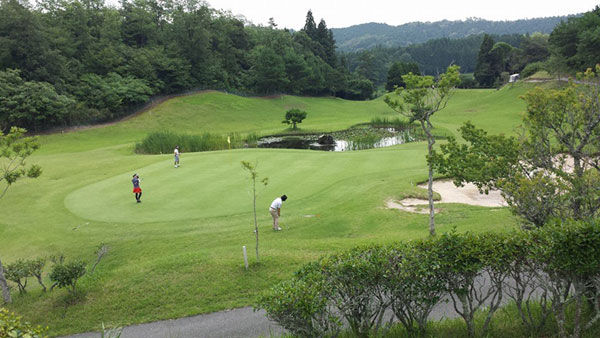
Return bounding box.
[256,127,419,152]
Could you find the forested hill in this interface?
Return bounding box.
[332,16,573,52]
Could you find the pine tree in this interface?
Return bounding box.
[303,10,317,40]
[474,34,497,87]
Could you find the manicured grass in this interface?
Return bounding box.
[38,92,396,154]
[2,84,533,335]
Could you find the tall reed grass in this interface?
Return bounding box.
[369,117,412,129]
[135,131,258,154]
[347,132,383,150]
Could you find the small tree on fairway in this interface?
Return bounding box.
[0,126,42,304]
[282,109,307,130]
[241,161,269,263]
[384,65,460,236]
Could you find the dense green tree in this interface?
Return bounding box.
[474,34,497,87]
[550,6,600,72]
[355,50,377,83]
[169,1,213,85]
[325,66,347,97]
[521,33,550,65]
[249,46,288,94]
[74,72,152,115]
[0,69,74,131]
[120,0,161,47]
[344,78,374,100]
[316,19,337,67]
[301,55,328,95]
[0,0,65,84]
[385,61,420,91]
[344,33,526,85]
[0,1,369,130]
[489,42,513,76]
[0,0,586,133]
[299,11,337,69]
[151,50,193,94]
[282,48,309,94]
[302,10,318,40]
[210,17,251,89]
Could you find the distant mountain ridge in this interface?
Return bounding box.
[332,16,575,52]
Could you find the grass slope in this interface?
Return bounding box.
[2,84,533,335]
[39,92,396,154]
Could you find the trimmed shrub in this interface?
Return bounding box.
[256,262,341,337]
[321,246,392,337]
[502,231,551,334]
[528,221,600,338]
[4,260,30,294]
[28,258,46,292]
[4,258,47,295]
[49,260,86,296]
[385,240,446,336]
[259,224,600,338]
[436,231,512,338]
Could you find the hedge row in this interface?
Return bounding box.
[257,222,600,338]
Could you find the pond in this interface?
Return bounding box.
[256,127,422,152]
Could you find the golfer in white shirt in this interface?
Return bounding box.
[174,146,180,168]
[269,195,287,231]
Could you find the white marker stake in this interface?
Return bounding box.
[242,246,249,270]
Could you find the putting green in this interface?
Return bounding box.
[64,146,426,223]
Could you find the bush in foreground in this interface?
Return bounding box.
[0,308,48,338]
[258,222,600,338]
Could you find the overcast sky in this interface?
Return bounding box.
[203,0,599,29]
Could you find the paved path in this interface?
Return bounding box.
[63,274,513,338]
[63,302,463,338]
[63,307,285,338]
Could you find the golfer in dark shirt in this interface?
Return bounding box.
[132,174,142,203]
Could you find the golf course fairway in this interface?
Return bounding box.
[1,85,534,335]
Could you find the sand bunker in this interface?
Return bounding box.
[387,155,597,214]
[387,180,506,214]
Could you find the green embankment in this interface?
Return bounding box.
[2,84,532,335]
